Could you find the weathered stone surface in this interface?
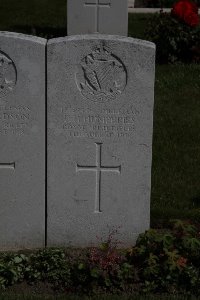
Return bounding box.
[0,32,46,250]
[67,0,128,36]
[47,35,155,247]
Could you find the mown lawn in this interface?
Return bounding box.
[0,0,67,37]
[151,64,200,225]
[0,0,200,224]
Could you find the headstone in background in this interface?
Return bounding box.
[0,32,46,250]
[128,0,135,8]
[67,0,128,36]
[47,35,155,247]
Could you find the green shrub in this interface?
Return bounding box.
[69,228,135,292]
[127,220,200,294]
[0,253,27,289]
[0,220,199,295]
[87,230,131,290]
[26,248,71,290]
[145,12,200,63]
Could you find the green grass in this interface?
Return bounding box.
[0,1,200,224]
[0,0,67,38]
[151,64,200,225]
[128,13,155,39]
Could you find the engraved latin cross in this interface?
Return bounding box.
[76,143,121,213]
[0,162,15,171]
[84,0,111,32]
[0,163,15,170]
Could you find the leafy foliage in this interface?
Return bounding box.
[0,221,200,296]
[127,220,200,294]
[146,11,200,63]
[26,249,71,290]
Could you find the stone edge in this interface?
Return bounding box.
[47,34,156,50]
[0,31,47,45]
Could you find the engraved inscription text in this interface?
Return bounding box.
[59,105,139,139]
[0,105,33,136]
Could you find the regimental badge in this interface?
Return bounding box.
[0,51,17,98]
[76,46,127,103]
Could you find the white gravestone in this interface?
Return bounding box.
[67,0,128,36]
[47,35,155,247]
[0,32,46,250]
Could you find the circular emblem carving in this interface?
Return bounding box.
[76,46,127,103]
[0,51,17,98]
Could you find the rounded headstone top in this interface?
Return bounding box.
[48,34,156,50]
[0,31,47,45]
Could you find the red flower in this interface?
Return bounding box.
[184,11,200,26]
[177,256,187,268]
[171,0,199,27]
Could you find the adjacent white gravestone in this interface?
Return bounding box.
[67,0,128,36]
[0,32,46,250]
[47,35,155,247]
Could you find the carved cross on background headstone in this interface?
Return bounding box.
[84,0,111,33]
[0,162,15,170]
[67,0,128,36]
